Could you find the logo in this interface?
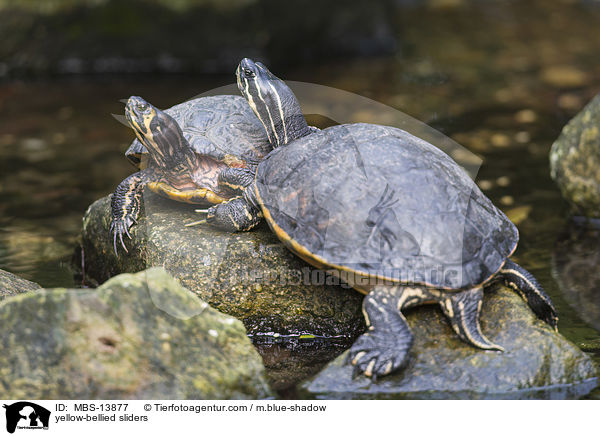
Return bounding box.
[3,402,50,434]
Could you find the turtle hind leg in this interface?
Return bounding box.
[347,286,414,379]
[439,287,504,351]
[499,259,558,331]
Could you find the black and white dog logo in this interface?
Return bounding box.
[3,402,50,433]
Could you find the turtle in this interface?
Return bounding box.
[110,94,272,254]
[199,58,559,379]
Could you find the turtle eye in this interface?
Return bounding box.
[137,103,149,112]
[244,68,255,78]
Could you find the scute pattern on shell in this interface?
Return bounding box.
[126,95,271,166]
[257,123,518,290]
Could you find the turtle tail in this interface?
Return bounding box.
[498,259,558,331]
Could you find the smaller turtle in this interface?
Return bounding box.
[200,58,558,379]
[110,95,271,254]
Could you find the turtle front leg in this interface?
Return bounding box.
[348,286,415,379]
[110,170,149,254]
[217,167,256,195]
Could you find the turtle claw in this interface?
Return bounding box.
[370,371,378,383]
[348,336,390,380]
[348,341,399,380]
[351,364,362,380]
[110,217,133,256]
[184,219,207,227]
[118,231,127,253]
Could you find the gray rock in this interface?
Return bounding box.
[302,286,598,399]
[0,267,272,399]
[76,194,364,337]
[0,269,41,302]
[550,94,600,218]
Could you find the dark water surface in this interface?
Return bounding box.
[1,0,599,397]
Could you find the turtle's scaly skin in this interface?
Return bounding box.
[110,95,271,253]
[550,94,600,218]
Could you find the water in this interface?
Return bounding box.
[1,0,599,397]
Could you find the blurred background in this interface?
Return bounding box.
[0,0,599,393]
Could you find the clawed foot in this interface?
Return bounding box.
[184,207,213,227]
[195,198,261,232]
[346,331,409,381]
[110,216,135,255]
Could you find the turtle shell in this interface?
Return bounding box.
[126,95,271,168]
[255,123,518,290]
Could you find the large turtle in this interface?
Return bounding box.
[110,95,271,253]
[200,58,559,378]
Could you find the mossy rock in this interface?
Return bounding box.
[0,267,272,399]
[301,286,598,399]
[0,269,41,302]
[552,224,600,332]
[550,94,600,218]
[75,194,364,337]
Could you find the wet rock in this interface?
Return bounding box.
[0,269,41,301]
[301,286,598,399]
[550,94,600,218]
[0,267,272,399]
[76,194,364,337]
[553,224,600,331]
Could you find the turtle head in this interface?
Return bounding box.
[125,96,192,168]
[236,58,311,147]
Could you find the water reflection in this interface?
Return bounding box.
[250,335,353,395]
[553,222,600,333]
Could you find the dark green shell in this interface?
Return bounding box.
[256,123,518,290]
[126,95,271,167]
